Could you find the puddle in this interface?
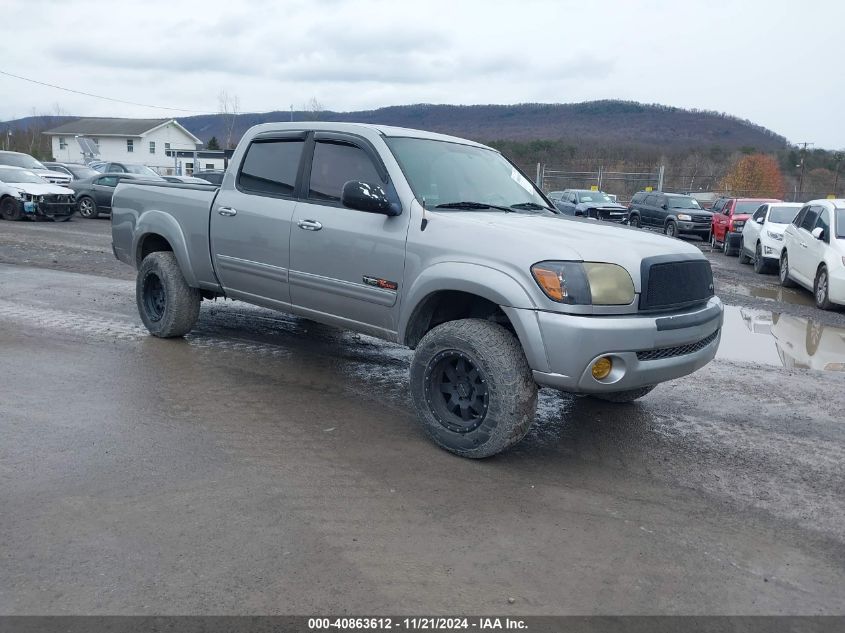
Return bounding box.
[718,280,816,308]
[717,305,845,372]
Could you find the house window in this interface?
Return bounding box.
[127,139,134,153]
[165,142,171,150]
[206,163,214,170]
[59,137,67,150]
[185,162,193,174]
[149,141,156,154]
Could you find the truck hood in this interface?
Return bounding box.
[5,182,75,196]
[429,211,703,290]
[575,202,627,211]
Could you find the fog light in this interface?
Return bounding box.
[592,357,613,380]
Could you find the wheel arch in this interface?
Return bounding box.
[132,211,197,286]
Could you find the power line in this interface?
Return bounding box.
[0,68,212,114]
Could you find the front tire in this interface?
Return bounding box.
[630,214,641,228]
[77,196,98,219]
[1,196,22,221]
[779,251,797,288]
[590,386,656,403]
[664,220,677,238]
[136,251,201,337]
[753,242,768,274]
[815,265,834,310]
[738,242,751,264]
[410,319,537,458]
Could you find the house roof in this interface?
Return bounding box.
[43,118,202,143]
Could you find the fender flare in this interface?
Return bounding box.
[132,210,198,287]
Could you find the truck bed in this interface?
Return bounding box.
[112,180,221,290]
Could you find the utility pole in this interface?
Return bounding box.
[290,105,294,122]
[796,142,813,201]
[833,152,843,197]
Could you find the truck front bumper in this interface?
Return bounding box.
[527,297,723,393]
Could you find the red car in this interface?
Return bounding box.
[710,197,781,255]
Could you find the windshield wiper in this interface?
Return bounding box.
[435,201,513,213]
[509,202,556,213]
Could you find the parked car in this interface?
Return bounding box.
[627,191,712,239]
[111,122,722,459]
[0,150,72,185]
[710,197,781,255]
[780,198,845,309]
[739,202,802,273]
[42,162,101,181]
[0,166,76,221]
[192,170,225,185]
[161,175,215,184]
[549,189,628,222]
[92,162,164,180]
[69,173,148,218]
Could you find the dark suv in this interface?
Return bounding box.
[628,191,713,240]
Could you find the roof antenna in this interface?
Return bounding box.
[420,197,428,231]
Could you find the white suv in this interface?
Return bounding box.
[739,202,802,273]
[780,199,845,309]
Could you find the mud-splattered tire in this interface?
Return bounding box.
[738,243,751,264]
[410,319,537,458]
[1,196,22,220]
[136,251,200,338]
[664,220,677,237]
[753,242,768,274]
[590,386,656,403]
[815,265,834,311]
[629,214,641,228]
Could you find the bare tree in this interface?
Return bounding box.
[218,90,241,149]
[302,97,324,121]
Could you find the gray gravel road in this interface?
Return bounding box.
[1,219,844,615]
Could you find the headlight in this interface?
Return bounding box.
[531,261,635,305]
[38,195,45,203]
[732,220,745,230]
[766,230,783,241]
[677,213,692,221]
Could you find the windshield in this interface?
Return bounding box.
[123,164,161,177]
[385,137,550,211]
[736,200,768,214]
[768,205,800,224]
[0,167,46,184]
[836,209,845,239]
[0,153,45,170]
[668,197,701,209]
[578,192,613,203]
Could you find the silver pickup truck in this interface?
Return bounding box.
[112,122,723,458]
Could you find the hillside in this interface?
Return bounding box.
[3,101,789,154]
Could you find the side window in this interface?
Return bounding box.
[631,193,643,204]
[815,208,830,241]
[238,139,305,196]
[753,206,767,222]
[308,141,381,203]
[792,206,808,227]
[644,194,658,206]
[723,201,732,215]
[799,206,820,232]
[97,176,118,187]
[711,199,724,213]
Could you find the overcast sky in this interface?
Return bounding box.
[2,0,843,148]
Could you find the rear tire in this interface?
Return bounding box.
[77,196,98,219]
[136,251,201,337]
[1,196,22,221]
[410,319,537,458]
[815,266,834,310]
[591,386,656,403]
[779,251,797,288]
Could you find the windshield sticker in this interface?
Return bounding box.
[511,168,533,192]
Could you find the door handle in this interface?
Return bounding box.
[218,207,237,216]
[800,242,808,248]
[297,219,323,231]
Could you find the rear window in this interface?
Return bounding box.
[239,139,304,196]
[735,200,769,214]
[768,205,799,224]
[836,209,845,239]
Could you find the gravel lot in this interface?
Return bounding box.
[1,217,843,615]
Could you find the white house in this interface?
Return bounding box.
[43,118,208,172]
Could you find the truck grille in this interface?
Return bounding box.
[639,257,714,311]
[636,329,720,361]
[692,214,712,223]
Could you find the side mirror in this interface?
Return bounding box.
[661,204,668,210]
[811,227,825,240]
[340,181,399,216]
[755,217,764,224]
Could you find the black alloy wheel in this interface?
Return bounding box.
[425,351,489,433]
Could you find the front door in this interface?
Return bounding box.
[791,205,822,284]
[92,175,118,209]
[289,134,410,336]
[209,134,306,307]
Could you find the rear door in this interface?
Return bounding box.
[791,205,821,284]
[210,132,306,307]
[641,194,660,226]
[288,132,411,335]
